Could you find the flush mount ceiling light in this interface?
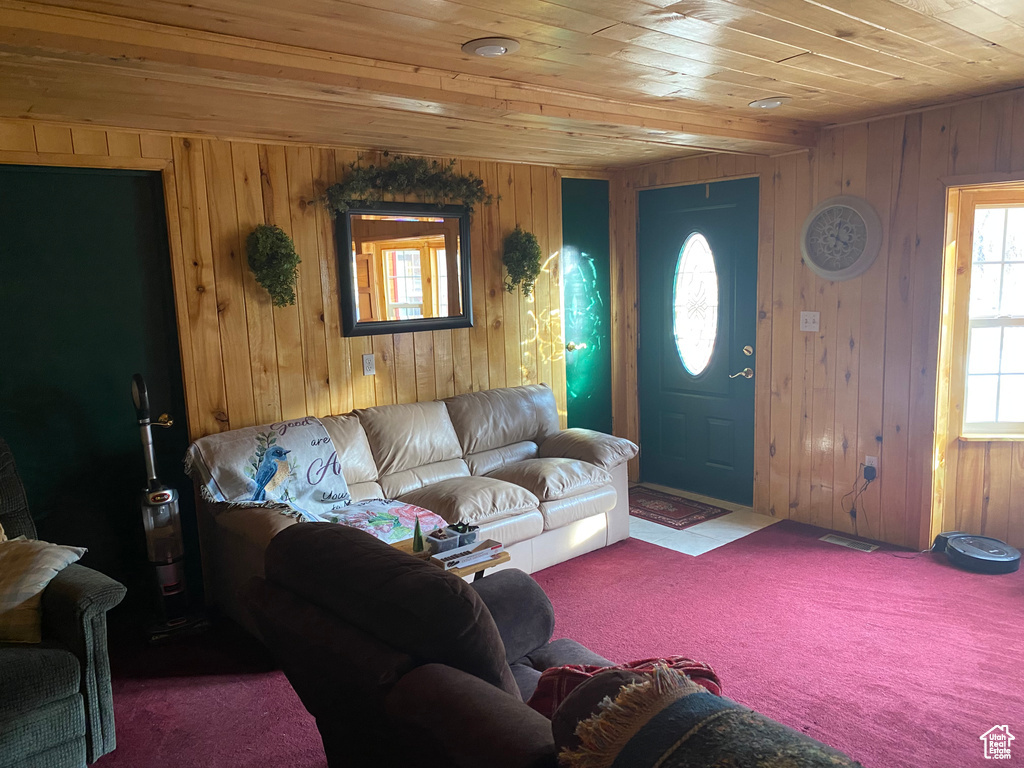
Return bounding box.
[462,37,521,58]
[748,96,791,109]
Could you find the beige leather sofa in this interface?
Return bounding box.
[196,384,638,633]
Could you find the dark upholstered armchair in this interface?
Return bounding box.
[0,437,127,768]
[246,523,614,768]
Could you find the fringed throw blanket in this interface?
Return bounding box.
[560,666,862,768]
[529,656,721,719]
[185,417,351,521]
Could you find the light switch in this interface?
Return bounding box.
[800,311,820,332]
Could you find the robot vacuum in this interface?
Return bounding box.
[932,531,1021,574]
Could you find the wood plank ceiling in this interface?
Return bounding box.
[2,0,1024,166]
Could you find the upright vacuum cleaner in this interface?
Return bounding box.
[132,374,195,640]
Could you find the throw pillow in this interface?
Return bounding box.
[0,537,86,643]
[558,665,863,768]
[528,655,722,719]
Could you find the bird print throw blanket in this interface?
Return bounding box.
[185,416,352,521]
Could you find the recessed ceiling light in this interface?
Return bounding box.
[462,37,521,58]
[748,97,790,110]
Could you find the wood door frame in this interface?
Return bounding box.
[0,143,198,438]
[611,163,774,518]
[933,175,1024,546]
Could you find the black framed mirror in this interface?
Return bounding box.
[335,202,473,336]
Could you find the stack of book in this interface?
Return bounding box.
[429,538,504,571]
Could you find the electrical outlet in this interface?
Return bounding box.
[362,354,375,376]
[799,311,820,332]
[865,455,878,469]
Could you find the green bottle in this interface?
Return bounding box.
[412,517,424,552]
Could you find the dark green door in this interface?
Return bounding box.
[638,178,758,505]
[0,165,193,608]
[562,178,612,433]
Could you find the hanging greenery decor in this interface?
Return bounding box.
[502,226,542,297]
[246,224,301,307]
[319,153,493,217]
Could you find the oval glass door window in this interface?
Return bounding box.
[672,233,719,375]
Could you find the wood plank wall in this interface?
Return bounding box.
[611,90,1024,550]
[0,120,567,442]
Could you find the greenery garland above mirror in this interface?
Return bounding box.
[319,153,493,217]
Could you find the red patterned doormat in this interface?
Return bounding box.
[628,486,732,530]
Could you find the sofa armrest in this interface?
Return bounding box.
[472,569,554,664]
[538,429,638,470]
[43,563,126,621]
[41,563,126,763]
[386,663,557,768]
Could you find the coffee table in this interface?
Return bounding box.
[392,538,510,580]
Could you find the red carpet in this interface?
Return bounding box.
[534,521,1024,768]
[95,521,1023,767]
[94,624,326,768]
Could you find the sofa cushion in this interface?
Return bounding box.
[539,428,639,470]
[0,644,80,715]
[486,458,611,503]
[539,486,617,531]
[264,524,520,698]
[509,663,543,702]
[398,476,538,526]
[476,510,544,547]
[0,694,86,766]
[320,414,380,484]
[444,384,560,455]
[379,459,470,499]
[348,481,386,502]
[356,402,463,476]
[464,441,538,477]
[525,638,615,673]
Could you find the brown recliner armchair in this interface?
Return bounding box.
[244,523,613,768]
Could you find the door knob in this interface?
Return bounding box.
[729,367,754,379]
[566,341,587,351]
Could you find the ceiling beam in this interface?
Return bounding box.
[0,0,818,154]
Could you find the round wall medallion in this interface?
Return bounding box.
[800,195,882,281]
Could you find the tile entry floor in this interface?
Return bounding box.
[628,483,780,556]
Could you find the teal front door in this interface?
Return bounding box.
[638,178,758,505]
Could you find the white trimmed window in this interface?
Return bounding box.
[962,202,1024,437]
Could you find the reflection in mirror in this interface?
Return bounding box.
[336,203,472,336]
[352,216,461,321]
